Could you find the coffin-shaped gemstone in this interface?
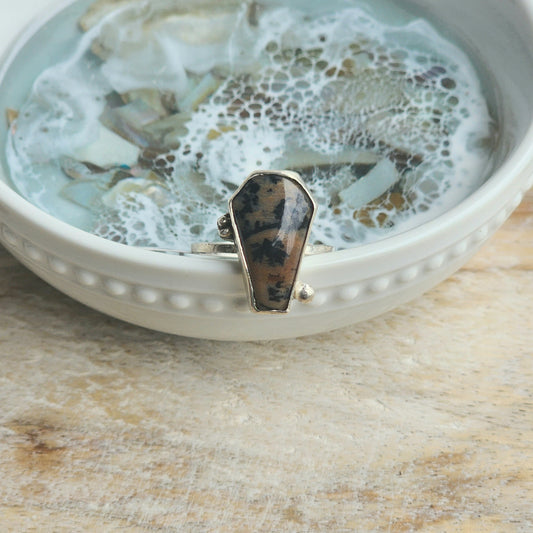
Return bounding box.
[230,171,316,313]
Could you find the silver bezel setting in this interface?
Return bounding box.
[227,170,318,314]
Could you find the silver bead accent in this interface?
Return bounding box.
[217,214,233,240]
[294,282,315,304]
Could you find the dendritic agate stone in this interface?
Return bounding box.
[230,172,315,313]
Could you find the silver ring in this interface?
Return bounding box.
[147,170,333,314]
[217,169,327,314]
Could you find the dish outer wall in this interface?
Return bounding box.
[0,0,532,340]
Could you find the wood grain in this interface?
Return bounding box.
[0,190,531,532]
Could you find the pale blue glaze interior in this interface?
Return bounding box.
[1,0,531,201]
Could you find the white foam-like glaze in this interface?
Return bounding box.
[6,0,495,251]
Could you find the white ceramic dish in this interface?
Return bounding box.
[0,0,532,341]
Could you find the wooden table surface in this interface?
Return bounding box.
[0,190,531,532]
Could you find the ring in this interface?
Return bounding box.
[147,170,332,314]
[216,170,325,314]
